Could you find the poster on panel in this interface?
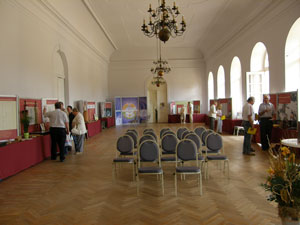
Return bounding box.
[115,111,122,126]
[115,98,121,111]
[277,91,298,128]
[122,97,138,124]
[193,100,200,113]
[105,102,112,117]
[139,97,147,123]
[218,98,232,119]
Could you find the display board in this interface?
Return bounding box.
[42,98,58,130]
[115,96,147,125]
[0,95,18,140]
[193,100,200,113]
[87,101,96,122]
[276,91,298,128]
[210,98,232,119]
[19,98,42,133]
[100,102,112,118]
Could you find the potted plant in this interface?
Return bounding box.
[21,110,31,139]
[262,145,300,224]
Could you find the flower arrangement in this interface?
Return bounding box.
[262,145,300,221]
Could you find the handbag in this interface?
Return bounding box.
[65,134,72,147]
[247,127,257,135]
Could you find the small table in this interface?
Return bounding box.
[281,139,300,148]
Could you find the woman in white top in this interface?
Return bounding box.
[216,104,223,134]
[71,108,87,154]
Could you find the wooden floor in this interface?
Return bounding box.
[0,123,280,225]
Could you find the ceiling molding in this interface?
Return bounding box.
[38,0,110,63]
[82,0,118,51]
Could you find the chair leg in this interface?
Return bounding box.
[206,162,209,179]
[199,173,202,196]
[226,161,230,179]
[136,174,140,196]
[132,163,135,181]
[174,172,177,196]
[161,173,164,196]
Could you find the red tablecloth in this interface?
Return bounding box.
[0,135,51,180]
[102,117,115,128]
[252,125,298,143]
[223,119,243,134]
[193,114,207,123]
[168,114,181,123]
[86,120,101,138]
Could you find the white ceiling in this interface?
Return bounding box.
[88,0,278,57]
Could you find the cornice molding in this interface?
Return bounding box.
[82,0,118,51]
[39,0,110,63]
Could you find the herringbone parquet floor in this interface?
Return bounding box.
[0,123,281,225]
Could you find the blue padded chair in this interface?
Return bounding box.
[139,134,155,146]
[127,129,138,137]
[174,139,202,196]
[137,140,164,196]
[181,130,194,140]
[204,133,229,179]
[144,131,158,142]
[185,133,205,163]
[160,128,171,139]
[201,129,214,152]
[177,127,188,140]
[125,131,138,149]
[161,130,175,138]
[143,128,154,134]
[113,135,135,180]
[194,126,206,139]
[160,134,178,163]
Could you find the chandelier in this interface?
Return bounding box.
[151,76,166,87]
[141,0,186,43]
[151,39,171,76]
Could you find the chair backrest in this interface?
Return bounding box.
[125,131,138,148]
[139,140,160,164]
[206,133,223,153]
[181,130,193,140]
[143,128,154,134]
[176,139,198,162]
[161,130,175,138]
[139,134,155,145]
[177,127,188,139]
[202,129,213,145]
[117,135,134,153]
[160,128,171,138]
[127,129,138,137]
[144,131,157,142]
[161,134,178,153]
[194,126,206,139]
[185,133,201,151]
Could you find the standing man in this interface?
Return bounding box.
[209,101,217,130]
[43,102,69,162]
[242,97,255,156]
[258,94,276,151]
[71,108,87,154]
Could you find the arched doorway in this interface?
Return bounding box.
[146,77,168,123]
[53,48,69,106]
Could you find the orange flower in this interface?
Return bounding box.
[267,167,275,175]
[281,146,290,156]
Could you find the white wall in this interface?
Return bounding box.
[0,0,112,105]
[108,47,208,113]
[205,2,300,109]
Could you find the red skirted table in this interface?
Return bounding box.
[168,114,181,123]
[85,120,102,138]
[193,114,207,123]
[222,119,243,134]
[0,135,51,180]
[252,125,298,143]
[102,117,115,128]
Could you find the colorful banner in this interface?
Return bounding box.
[122,97,138,124]
[115,111,122,126]
[115,98,121,111]
[277,91,297,122]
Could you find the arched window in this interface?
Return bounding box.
[248,42,269,113]
[208,72,214,110]
[285,17,300,92]
[217,66,225,98]
[230,57,242,119]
